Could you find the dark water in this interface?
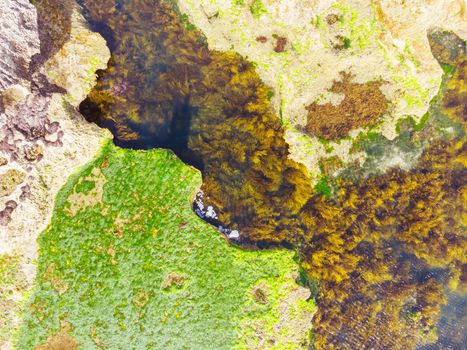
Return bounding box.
[77,1,467,349]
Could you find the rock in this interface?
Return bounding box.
[0,1,110,348]
[24,144,43,161]
[0,0,40,91]
[42,6,111,106]
[1,84,29,111]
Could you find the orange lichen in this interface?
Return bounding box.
[305,72,388,139]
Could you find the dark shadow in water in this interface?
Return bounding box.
[80,94,204,170]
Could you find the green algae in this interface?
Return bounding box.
[249,0,267,18]
[0,253,29,346]
[313,177,331,200]
[17,142,314,349]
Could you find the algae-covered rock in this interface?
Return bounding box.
[175,0,467,180]
[17,142,314,349]
[0,1,110,348]
[0,169,25,198]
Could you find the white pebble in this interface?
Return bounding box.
[228,230,240,239]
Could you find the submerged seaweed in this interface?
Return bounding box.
[76,1,466,349]
[79,0,313,243]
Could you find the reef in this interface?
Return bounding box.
[0,0,465,349]
[17,142,314,349]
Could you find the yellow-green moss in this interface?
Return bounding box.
[17,142,314,349]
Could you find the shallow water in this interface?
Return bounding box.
[77,1,466,349]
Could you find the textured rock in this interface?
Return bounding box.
[0,0,39,92]
[0,1,110,348]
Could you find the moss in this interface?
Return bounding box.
[179,13,198,31]
[343,37,351,49]
[440,63,456,75]
[332,3,380,50]
[17,142,313,349]
[74,179,96,194]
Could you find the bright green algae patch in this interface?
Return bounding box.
[17,142,314,349]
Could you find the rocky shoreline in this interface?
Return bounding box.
[0,1,110,347]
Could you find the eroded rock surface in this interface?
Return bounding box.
[0,1,110,348]
[0,0,39,93]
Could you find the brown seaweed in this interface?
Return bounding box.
[78,1,466,348]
